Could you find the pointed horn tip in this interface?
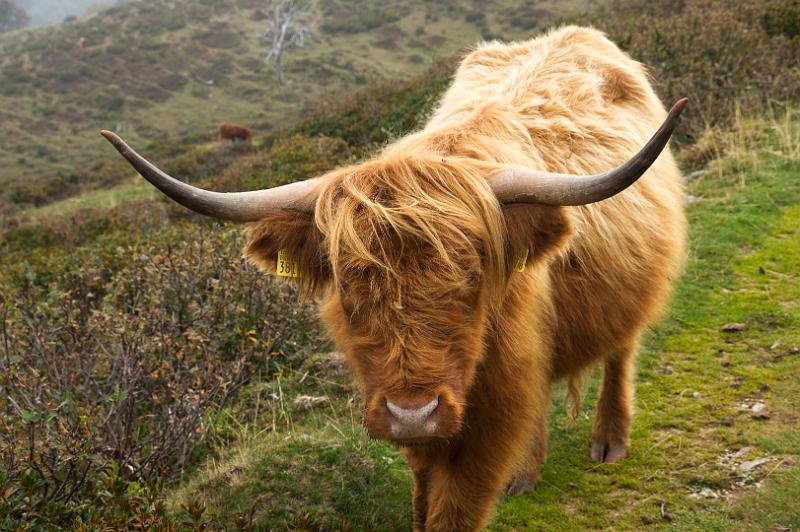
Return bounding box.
[671,98,689,114]
[100,130,128,153]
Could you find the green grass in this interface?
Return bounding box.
[169,358,414,529]
[493,151,800,530]
[17,178,154,221]
[168,115,800,530]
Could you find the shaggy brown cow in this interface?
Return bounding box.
[218,122,253,144]
[102,26,687,531]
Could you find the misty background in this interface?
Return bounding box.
[15,0,123,27]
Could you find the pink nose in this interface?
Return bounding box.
[385,397,439,439]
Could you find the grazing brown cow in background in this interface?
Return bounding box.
[218,122,253,144]
[103,26,687,531]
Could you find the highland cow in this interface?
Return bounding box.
[103,26,687,531]
[218,122,253,144]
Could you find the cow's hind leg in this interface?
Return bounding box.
[590,341,637,463]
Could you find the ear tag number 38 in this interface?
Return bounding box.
[277,248,303,278]
[513,249,529,273]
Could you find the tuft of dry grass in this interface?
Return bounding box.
[682,106,800,182]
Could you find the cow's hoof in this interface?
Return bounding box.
[590,441,627,464]
[506,475,538,496]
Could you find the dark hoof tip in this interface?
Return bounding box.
[506,475,538,496]
[590,442,627,464]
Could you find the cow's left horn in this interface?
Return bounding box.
[100,131,319,221]
[489,98,688,206]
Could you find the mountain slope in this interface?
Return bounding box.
[0,0,587,209]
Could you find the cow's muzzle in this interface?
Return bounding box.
[365,388,462,443]
[386,396,440,439]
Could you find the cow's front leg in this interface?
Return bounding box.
[411,465,431,531]
[423,458,505,531]
[591,342,637,463]
[505,412,548,496]
[422,418,532,531]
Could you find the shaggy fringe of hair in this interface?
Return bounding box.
[565,370,589,419]
[315,155,509,304]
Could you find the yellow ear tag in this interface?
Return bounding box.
[277,248,303,278]
[513,249,529,273]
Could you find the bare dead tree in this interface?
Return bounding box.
[262,0,310,85]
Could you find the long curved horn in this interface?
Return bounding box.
[489,98,688,206]
[100,131,319,221]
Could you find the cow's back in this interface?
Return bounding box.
[431,26,687,376]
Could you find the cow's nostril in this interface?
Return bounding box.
[385,396,439,428]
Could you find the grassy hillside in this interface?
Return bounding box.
[1,0,799,529]
[0,0,588,214]
[168,111,800,530]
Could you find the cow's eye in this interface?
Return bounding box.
[465,271,480,287]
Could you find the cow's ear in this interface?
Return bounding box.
[244,210,331,298]
[501,204,573,272]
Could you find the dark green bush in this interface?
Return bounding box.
[295,60,455,149]
[2,65,32,85]
[0,223,59,249]
[97,92,126,113]
[587,0,800,139]
[465,12,486,24]
[262,134,350,187]
[320,9,400,35]
[161,144,249,185]
[208,134,349,192]
[762,0,800,38]
[9,172,77,206]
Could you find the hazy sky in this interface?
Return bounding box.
[15,0,114,27]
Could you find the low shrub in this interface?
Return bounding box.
[465,12,486,25]
[0,223,59,249]
[161,144,250,185]
[0,228,326,529]
[588,0,800,140]
[761,0,800,38]
[9,173,79,207]
[208,134,350,192]
[320,10,400,35]
[295,60,455,150]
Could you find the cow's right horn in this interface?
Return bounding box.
[101,131,320,221]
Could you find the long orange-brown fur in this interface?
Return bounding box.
[245,26,686,531]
